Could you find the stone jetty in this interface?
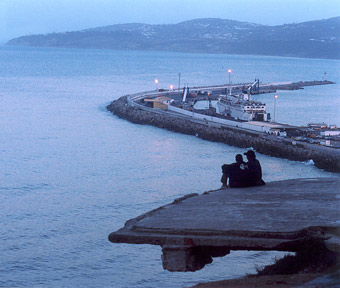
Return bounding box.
[261,80,334,91]
[107,95,340,172]
[109,178,340,274]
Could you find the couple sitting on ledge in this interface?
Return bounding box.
[221,150,265,188]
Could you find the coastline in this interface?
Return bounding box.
[107,95,340,173]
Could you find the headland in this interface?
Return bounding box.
[7,17,340,60]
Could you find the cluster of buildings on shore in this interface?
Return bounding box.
[295,123,340,148]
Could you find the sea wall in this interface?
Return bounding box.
[265,80,334,90]
[107,96,340,173]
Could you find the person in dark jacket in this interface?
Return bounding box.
[244,150,265,187]
[229,154,247,188]
[221,154,247,188]
[220,164,230,188]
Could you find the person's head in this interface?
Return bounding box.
[244,150,256,160]
[235,154,243,163]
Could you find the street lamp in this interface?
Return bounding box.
[154,78,159,91]
[178,73,181,91]
[169,84,173,91]
[274,94,278,122]
[228,69,232,95]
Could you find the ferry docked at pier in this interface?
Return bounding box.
[216,92,268,121]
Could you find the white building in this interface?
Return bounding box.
[320,130,340,136]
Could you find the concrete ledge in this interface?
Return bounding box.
[108,178,340,272]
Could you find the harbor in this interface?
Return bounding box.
[107,79,340,285]
[2,33,340,287]
[107,79,340,172]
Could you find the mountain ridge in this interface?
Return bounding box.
[6,17,340,59]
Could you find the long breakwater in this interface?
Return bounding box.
[107,92,340,173]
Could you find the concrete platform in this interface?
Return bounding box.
[108,178,340,272]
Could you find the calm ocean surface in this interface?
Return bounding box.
[1,46,339,288]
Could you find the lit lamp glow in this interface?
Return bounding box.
[154,78,159,91]
[274,94,278,122]
[228,69,232,95]
[169,84,173,90]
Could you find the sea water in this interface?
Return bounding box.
[0,46,339,288]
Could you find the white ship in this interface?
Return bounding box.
[217,93,268,121]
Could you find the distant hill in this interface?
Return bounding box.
[6,17,340,59]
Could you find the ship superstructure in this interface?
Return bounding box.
[217,93,268,121]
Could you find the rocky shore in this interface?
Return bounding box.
[107,96,340,173]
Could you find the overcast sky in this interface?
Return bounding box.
[1,0,340,43]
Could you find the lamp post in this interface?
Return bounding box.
[274,94,278,122]
[228,69,232,95]
[169,84,173,91]
[178,73,181,91]
[154,78,159,92]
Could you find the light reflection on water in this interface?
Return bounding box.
[0,46,339,288]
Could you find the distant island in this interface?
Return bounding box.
[6,17,340,60]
